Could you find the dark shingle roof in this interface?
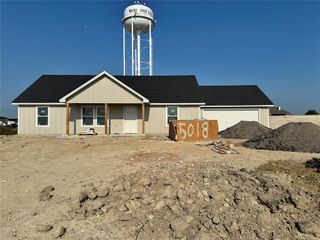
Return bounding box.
[114,75,203,103]
[199,85,273,105]
[13,75,203,104]
[12,74,273,106]
[12,75,94,103]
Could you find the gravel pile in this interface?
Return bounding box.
[57,161,320,239]
[244,122,320,153]
[219,121,272,139]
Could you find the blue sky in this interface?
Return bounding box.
[1,0,319,117]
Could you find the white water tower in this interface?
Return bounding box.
[122,1,155,76]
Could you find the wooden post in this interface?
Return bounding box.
[105,103,108,134]
[141,103,145,134]
[66,102,70,135]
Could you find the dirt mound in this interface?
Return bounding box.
[244,122,320,153]
[43,161,319,239]
[219,121,272,139]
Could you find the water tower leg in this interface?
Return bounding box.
[131,20,134,76]
[149,20,153,76]
[123,27,126,76]
[137,34,141,76]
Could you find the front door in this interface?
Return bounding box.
[124,106,138,133]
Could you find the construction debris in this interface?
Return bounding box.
[197,141,239,154]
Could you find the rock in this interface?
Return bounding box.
[228,221,239,233]
[53,226,66,239]
[170,217,189,238]
[79,191,88,203]
[212,216,221,225]
[87,190,97,200]
[119,214,130,221]
[97,187,110,197]
[141,194,153,205]
[154,200,165,210]
[140,177,152,187]
[39,185,55,201]
[86,200,105,215]
[177,189,187,201]
[35,224,53,232]
[119,204,128,212]
[123,179,132,192]
[30,210,38,216]
[258,189,286,212]
[296,222,320,237]
[130,192,141,200]
[113,183,124,192]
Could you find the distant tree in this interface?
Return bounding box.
[305,109,319,115]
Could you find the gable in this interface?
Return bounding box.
[67,75,143,104]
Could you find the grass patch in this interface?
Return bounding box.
[258,160,320,194]
[0,126,17,135]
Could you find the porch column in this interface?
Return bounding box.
[105,103,108,134]
[141,103,145,134]
[66,102,70,135]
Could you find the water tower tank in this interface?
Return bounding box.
[123,3,155,34]
[122,2,155,76]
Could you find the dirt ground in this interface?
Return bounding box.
[1,135,319,239]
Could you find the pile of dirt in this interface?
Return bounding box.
[219,121,272,139]
[36,161,320,239]
[244,122,320,153]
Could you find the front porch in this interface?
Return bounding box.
[65,103,145,135]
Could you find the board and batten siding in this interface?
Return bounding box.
[67,76,142,104]
[18,105,65,134]
[145,105,200,134]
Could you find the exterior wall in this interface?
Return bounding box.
[145,105,200,134]
[259,108,270,127]
[68,76,142,104]
[18,105,65,134]
[179,106,201,120]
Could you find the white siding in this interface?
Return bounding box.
[202,108,261,131]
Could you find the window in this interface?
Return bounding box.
[96,106,105,126]
[167,106,178,125]
[37,106,49,126]
[82,106,94,126]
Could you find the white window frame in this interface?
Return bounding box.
[36,106,50,127]
[166,106,179,127]
[81,106,94,127]
[96,106,105,127]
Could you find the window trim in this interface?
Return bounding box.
[166,106,179,127]
[81,106,95,127]
[96,105,105,127]
[36,106,50,127]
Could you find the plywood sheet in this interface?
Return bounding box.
[170,120,218,142]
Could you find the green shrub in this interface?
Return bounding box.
[305,109,319,115]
